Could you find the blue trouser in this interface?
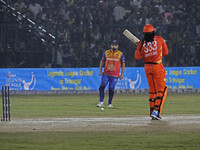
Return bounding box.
[99,74,118,104]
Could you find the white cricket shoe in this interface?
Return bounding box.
[97,102,104,107]
[107,104,113,108]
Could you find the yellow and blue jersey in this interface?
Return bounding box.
[102,49,125,77]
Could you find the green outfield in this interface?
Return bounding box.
[0,93,200,150]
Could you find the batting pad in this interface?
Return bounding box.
[159,86,168,116]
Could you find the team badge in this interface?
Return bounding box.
[108,64,115,71]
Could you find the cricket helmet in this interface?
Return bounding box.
[143,24,155,33]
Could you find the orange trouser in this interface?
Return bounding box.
[144,63,167,117]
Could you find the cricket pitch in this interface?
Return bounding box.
[1,115,200,132]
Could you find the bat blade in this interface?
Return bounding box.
[123,29,140,45]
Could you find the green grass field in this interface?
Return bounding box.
[0,93,200,150]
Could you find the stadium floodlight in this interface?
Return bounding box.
[0,0,6,4]
[48,33,55,39]
[27,19,35,25]
[42,29,46,33]
[7,5,15,11]
[0,0,57,44]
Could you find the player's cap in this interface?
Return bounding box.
[143,24,155,33]
[111,40,119,45]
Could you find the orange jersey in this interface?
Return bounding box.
[102,49,125,77]
[134,36,168,63]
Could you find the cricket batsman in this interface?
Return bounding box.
[97,40,125,108]
[134,24,168,120]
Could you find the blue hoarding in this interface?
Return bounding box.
[0,67,199,91]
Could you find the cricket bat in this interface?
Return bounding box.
[123,29,140,45]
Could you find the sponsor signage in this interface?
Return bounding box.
[0,67,199,91]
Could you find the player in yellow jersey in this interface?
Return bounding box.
[97,40,125,108]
